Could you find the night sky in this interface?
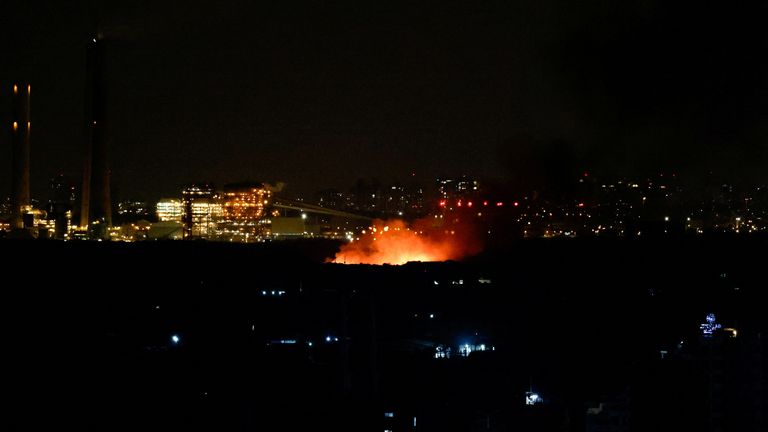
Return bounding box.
[2,0,767,202]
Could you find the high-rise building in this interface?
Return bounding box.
[382,183,424,217]
[10,83,31,229]
[437,175,479,201]
[340,179,424,218]
[156,199,183,223]
[182,184,221,238]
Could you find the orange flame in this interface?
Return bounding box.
[332,217,482,265]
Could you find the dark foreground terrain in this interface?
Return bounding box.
[3,236,768,431]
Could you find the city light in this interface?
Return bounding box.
[157,199,183,223]
[700,313,722,337]
[459,343,472,356]
[526,392,543,405]
[39,170,765,244]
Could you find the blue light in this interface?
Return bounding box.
[170,334,180,344]
[434,345,451,359]
[526,391,543,405]
[325,336,332,342]
[459,343,472,357]
[700,313,722,337]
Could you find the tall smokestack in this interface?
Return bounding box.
[10,83,31,229]
[80,36,112,229]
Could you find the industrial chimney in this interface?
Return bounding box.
[10,83,31,229]
[80,36,112,231]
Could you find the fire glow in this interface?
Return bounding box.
[332,218,481,265]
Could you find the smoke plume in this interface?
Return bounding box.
[332,217,483,265]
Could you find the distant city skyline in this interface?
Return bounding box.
[3,1,768,203]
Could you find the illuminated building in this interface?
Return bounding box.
[117,201,150,219]
[112,220,150,241]
[436,175,479,201]
[318,180,424,218]
[36,213,56,236]
[456,176,480,194]
[182,184,221,238]
[382,183,424,217]
[46,174,76,239]
[10,82,31,229]
[217,182,272,241]
[156,199,183,223]
[0,197,9,216]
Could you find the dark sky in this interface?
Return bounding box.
[2,0,768,202]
